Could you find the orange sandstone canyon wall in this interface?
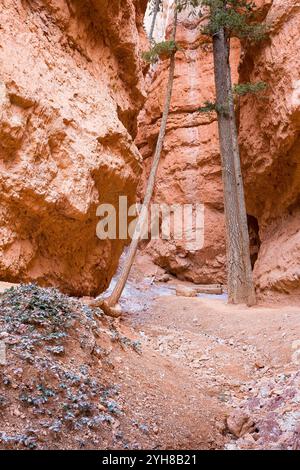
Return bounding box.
[0,0,147,296]
[137,0,300,298]
[1,0,299,299]
[136,5,240,285]
[240,0,300,298]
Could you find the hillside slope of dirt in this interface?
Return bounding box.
[1,259,300,450]
[0,282,223,450]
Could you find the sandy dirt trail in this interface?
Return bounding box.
[113,254,300,449]
[1,256,300,450]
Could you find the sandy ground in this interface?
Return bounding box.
[113,253,300,449]
[1,255,300,449]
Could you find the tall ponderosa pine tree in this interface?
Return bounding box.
[183,0,266,305]
[93,1,179,317]
[203,0,265,306]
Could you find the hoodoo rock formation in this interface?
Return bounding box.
[0,0,147,295]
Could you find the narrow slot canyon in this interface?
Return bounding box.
[0,0,300,453]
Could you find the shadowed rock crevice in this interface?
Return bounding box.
[247,214,260,269]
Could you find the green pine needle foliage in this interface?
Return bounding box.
[233,81,267,96]
[180,0,267,41]
[142,40,178,64]
[198,101,217,113]
[198,100,229,115]
[199,81,267,114]
[176,0,203,12]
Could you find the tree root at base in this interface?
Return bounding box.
[91,298,122,318]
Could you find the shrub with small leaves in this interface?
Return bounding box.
[142,40,178,64]
[0,283,137,449]
[0,283,77,334]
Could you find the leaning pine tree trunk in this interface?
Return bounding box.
[212,26,255,305]
[93,5,178,317]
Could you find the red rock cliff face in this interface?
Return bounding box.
[240,0,300,298]
[137,0,300,298]
[0,0,147,295]
[136,5,240,285]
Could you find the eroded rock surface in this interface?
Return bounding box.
[136,7,240,285]
[138,0,300,298]
[0,0,147,295]
[239,0,300,298]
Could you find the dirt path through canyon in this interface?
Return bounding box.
[1,261,300,450]
[109,254,300,449]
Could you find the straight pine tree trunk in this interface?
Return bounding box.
[212,27,255,305]
[93,6,178,317]
[227,66,256,306]
[149,0,161,43]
